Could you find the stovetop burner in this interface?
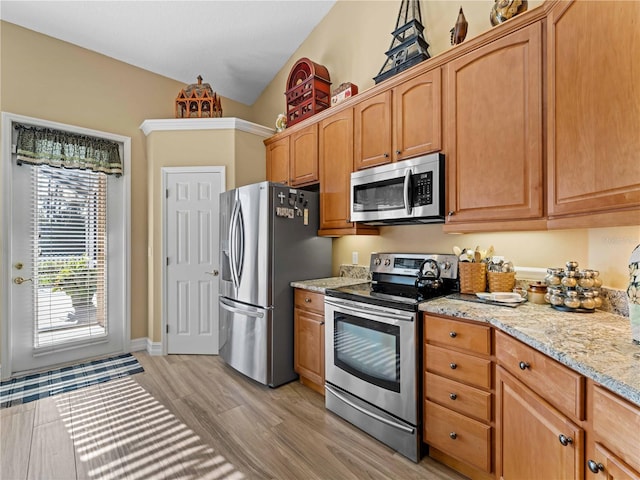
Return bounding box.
[326,253,459,312]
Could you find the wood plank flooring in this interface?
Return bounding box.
[1,353,467,479]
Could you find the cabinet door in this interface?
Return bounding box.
[354,90,392,170]
[294,308,324,387]
[394,69,442,160]
[496,366,584,480]
[266,136,290,185]
[547,0,640,227]
[445,22,543,225]
[588,444,640,480]
[290,124,319,187]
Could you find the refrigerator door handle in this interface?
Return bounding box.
[229,199,241,288]
[219,297,265,318]
[236,203,245,284]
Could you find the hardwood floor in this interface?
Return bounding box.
[1,353,466,479]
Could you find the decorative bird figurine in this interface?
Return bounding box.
[450,7,468,46]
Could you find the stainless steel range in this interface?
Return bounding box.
[324,252,459,462]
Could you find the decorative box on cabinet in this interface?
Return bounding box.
[495,331,585,480]
[546,0,640,229]
[587,381,640,479]
[293,288,325,395]
[443,22,545,232]
[423,315,494,478]
[318,108,378,237]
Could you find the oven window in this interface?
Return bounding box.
[333,312,400,392]
[352,177,405,212]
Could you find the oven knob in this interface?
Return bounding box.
[374,258,381,266]
[440,261,451,271]
[384,258,391,266]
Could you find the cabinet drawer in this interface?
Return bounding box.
[495,331,584,420]
[425,315,491,355]
[592,385,640,473]
[425,372,492,423]
[425,344,492,389]
[424,400,492,473]
[294,289,325,315]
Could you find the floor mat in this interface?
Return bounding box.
[0,353,144,408]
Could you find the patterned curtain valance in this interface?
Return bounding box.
[15,124,123,176]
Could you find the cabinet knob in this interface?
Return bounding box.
[587,460,604,474]
[449,331,457,338]
[304,297,311,303]
[396,150,401,155]
[558,434,573,446]
[450,363,457,370]
[449,432,457,440]
[383,153,390,158]
[519,361,530,370]
[449,393,457,400]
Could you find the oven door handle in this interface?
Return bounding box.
[325,384,415,435]
[325,298,414,323]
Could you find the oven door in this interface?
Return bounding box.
[324,297,417,424]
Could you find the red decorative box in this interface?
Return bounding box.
[285,58,331,127]
[331,83,358,106]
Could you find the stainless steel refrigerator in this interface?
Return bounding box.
[218,181,332,387]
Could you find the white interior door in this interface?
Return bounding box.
[164,167,225,355]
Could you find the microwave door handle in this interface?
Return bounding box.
[403,168,412,215]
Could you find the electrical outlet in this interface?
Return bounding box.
[352,251,359,265]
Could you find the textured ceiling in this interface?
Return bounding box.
[0,1,337,105]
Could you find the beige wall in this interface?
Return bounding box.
[251,0,639,290]
[0,21,255,342]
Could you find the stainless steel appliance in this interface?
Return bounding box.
[324,252,459,462]
[350,153,445,225]
[219,181,331,387]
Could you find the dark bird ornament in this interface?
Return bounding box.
[450,7,468,46]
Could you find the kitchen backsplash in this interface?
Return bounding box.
[339,264,629,317]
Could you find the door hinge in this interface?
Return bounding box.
[166,257,169,266]
[166,188,169,198]
[166,324,169,334]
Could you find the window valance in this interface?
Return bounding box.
[15,124,122,176]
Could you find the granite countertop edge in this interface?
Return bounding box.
[420,297,640,408]
[290,277,370,294]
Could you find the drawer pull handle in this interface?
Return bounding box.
[449,363,457,370]
[449,432,457,440]
[587,460,604,474]
[304,298,311,303]
[558,434,573,446]
[449,393,457,400]
[449,331,457,338]
[519,361,530,370]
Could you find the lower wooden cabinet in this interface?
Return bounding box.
[293,288,325,394]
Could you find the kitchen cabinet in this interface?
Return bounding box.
[293,288,325,395]
[265,124,319,187]
[318,108,378,236]
[444,22,545,232]
[495,331,585,480]
[423,315,493,478]
[353,69,442,170]
[546,0,640,229]
[265,135,289,185]
[587,382,640,479]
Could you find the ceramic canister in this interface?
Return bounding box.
[628,244,640,344]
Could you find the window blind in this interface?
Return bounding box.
[32,164,108,349]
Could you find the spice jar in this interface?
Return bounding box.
[592,270,602,288]
[527,282,548,305]
[561,271,578,288]
[566,261,579,271]
[592,290,603,308]
[580,292,596,310]
[545,268,563,286]
[563,290,581,309]
[549,287,564,306]
[578,270,594,288]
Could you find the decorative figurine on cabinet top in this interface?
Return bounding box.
[175,75,223,119]
[490,0,528,26]
[285,58,331,127]
[450,7,468,45]
[275,113,287,133]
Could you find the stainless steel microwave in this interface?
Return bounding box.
[350,153,445,225]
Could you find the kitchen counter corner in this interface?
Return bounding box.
[291,277,370,294]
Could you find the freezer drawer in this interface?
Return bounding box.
[219,297,271,385]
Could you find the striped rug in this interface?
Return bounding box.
[0,353,144,408]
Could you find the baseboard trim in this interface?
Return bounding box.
[129,337,163,356]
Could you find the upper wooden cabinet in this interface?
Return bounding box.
[318,108,378,236]
[546,0,640,229]
[265,124,319,187]
[354,69,442,171]
[265,135,290,185]
[444,22,545,231]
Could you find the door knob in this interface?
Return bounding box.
[14,277,32,285]
[206,270,219,276]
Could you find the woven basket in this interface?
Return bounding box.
[488,271,516,293]
[459,262,487,293]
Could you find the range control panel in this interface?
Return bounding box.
[370,253,459,280]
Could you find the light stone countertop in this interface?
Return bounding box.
[420,296,640,407]
[290,277,370,294]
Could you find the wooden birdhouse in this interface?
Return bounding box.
[285,58,331,127]
[175,76,223,118]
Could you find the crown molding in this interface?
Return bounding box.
[139,117,274,137]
